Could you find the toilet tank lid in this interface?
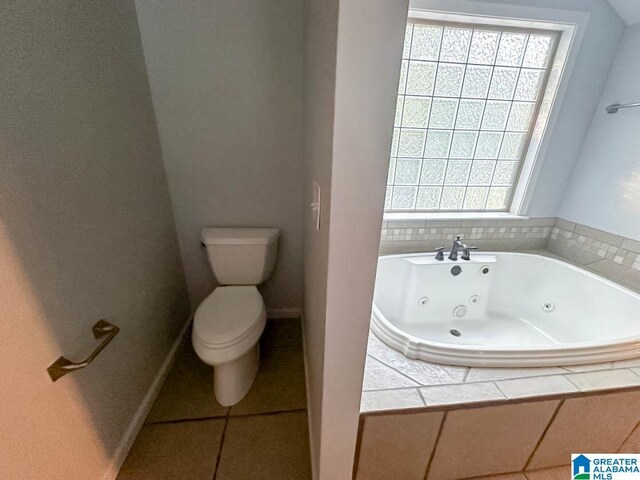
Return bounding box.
[201,227,280,246]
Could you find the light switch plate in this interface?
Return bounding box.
[311,181,321,231]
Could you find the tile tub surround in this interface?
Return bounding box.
[354,390,640,480]
[379,217,556,255]
[548,219,640,292]
[379,216,640,292]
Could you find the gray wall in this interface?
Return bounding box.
[134,0,305,313]
[0,1,189,478]
[303,0,339,473]
[559,24,640,240]
[303,0,409,478]
[518,0,626,216]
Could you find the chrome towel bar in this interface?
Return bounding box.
[605,102,640,114]
[47,320,120,382]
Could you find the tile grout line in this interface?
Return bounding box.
[416,388,428,407]
[464,466,570,480]
[144,413,230,426]
[422,411,447,480]
[523,398,564,471]
[616,417,640,452]
[212,409,231,480]
[145,407,308,427]
[492,380,508,398]
[229,407,308,419]
[457,469,523,480]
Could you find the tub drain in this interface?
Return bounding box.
[450,329,462,337]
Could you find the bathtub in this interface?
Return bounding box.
[371,252,640,367]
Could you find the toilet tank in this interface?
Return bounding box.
[201,228,280,285]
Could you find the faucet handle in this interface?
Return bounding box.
[434,247,445,261]
[461,246,478,261]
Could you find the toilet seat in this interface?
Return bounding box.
[192,286,266,365]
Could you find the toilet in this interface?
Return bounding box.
[192,227,279,406]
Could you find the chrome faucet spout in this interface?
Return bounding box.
[448,235,465,261]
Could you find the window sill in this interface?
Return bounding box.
[383,212,530,221]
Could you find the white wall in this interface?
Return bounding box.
[0,2,189,478]
[302,0,338,474]
[525,0,625,217]
[303,0,409,478]
[559,24,640,240]
[134,0,305,313]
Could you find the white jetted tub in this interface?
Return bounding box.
[371,252,640,367]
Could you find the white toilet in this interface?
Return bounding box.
[192,227,279,406]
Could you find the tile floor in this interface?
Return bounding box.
[117,319,311,480]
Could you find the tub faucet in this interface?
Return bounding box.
[448,236,465,261]
[461,245,478,261]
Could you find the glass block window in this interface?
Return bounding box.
[386,20,558,212]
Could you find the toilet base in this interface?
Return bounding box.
[213,343,260,406]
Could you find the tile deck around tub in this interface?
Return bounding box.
[361,329,640,413]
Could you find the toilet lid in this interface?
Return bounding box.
[194,286,265,346]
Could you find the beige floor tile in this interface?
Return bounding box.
[428,400,559,480]
[146,339,228,423]
[525,465,570,480]
[230,344,307,415]
[261,318,302,348]
[117,419,225,480]
[529,391,640,469]
[356,411,443,480]
[216,411,311,480]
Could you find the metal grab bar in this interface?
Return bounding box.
[47,320,120,382]
[605,102,640,114]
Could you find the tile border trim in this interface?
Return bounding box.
[360,383,640,418]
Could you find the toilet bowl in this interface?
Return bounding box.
[192,286,267,406]
[192,228,279,406]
